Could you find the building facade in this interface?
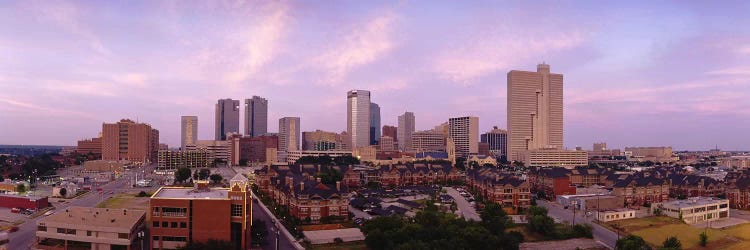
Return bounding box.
[347,90,371,149]
[507,64,563,162]
[215,99,240,141]
[653,197,729,224]
[302,130,346,151]
[449,116,479,157]
[36,207,146,250]
[466,167,531,214]
[244,96,268,137]
[180,116,198,150]
[481,127,507,157]
[410,130,446,153]
[157,150,213,169]
[369,103,380,145]
[624,147,674,163]
[76,137,102,155]
[382,125,397,143]
[520,149,588,168]
[186,140,230,164]
[278,117,301,162]
[397,112,415,152]
[378,136,396,152]
[102,119,158,164]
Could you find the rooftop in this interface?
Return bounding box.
[661,197,728,209]
[152,187,229,199]
[39,206,145,230]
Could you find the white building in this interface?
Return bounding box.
[347,90,371,149]
[597,208,636,222]
[278,117,301,162]
[186,140,230,163]
[286,150,354,164]
[449,116,479,157]
[397,112,415,151]
[180,116,198,150]
[652,197,729,224]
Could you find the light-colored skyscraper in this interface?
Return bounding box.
[449,116,478,157]
[278,117,301,162]
[181,116,198,150]
[507,63,563,161]
[370,103,381,145]
[244,96,268,137]
[215,99,240,140]
[347,90,371,149]
[397,112,415,151]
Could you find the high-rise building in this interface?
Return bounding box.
[76,137,102,155]
[449,116,479,157]
[151,129,160,163]
[347,90,371,148]
[278,117,301,162]
[397,112,415,151]
[370,103,381,145]
[379,136,396,151]
[186,140,230,164]
[411,130,446,152]
[215,99,240,141]
[101,119,158,163]
[302,130,346,151]
[481,126,507,157]
[244,96,268,137]
[507,63,563,162]
[382,125,397,141]
[181,116,198,150]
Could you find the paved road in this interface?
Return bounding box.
[251,201,297,250]
[444,187,480,221]
[8,168,138,249]
[537,200,618,249]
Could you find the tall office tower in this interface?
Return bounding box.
[449,116,479,157]
[151,129,160,163]
[215,98,240,141]
[278,117,301,161]
[101,119,157,163]
[181,116,198,150]
[244,96,268,137]
[481,126,508,157]
[397,112,415,151]
[382,125,397,141]
[507,63,563,161]
[347,90,371,148]
[370,103,381,145]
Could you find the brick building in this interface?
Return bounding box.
[612,174,670,207]
[466,167,531,214]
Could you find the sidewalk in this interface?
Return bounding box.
[250,189,305,250]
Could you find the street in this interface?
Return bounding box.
[444,187,480,221]
[251,201,297,250]
[537,200,618,249]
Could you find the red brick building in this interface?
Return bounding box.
[529,168,576,198]
[612,175,669,207]
[0,194,49,210]
[467,167,531,214]
[76,137,102,155]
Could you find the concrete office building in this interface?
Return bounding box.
[157,150,214,169]
[150,175,252,250]
[397,112,415,152]
[370,103,381,145]
[449,116,479,157]
[278,117,301,162]
[36,206,146,250]
[507,64,563,162]
[624,146,674,163]
[302,130,346,151]
[411,130,446,152]
[652,197,729,224]
[215,99,240,141]
[102,119,158,164]
[244,96,268,137]
[76,137,102,155]
[382,125,397,141]
[379,136,396,151]
[519,148,588,168]
[347,90,371,148]
[181,116,198,150]
[186,140,230,164]
[286,150,354,164]
[481,127,507,157]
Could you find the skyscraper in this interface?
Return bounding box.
[397,112,415,151]
[370,103,381,145]
[481,126,507,157]
[181,116,198,150]
[278,117,301,162]
[507,63,563,161]
[244,96,268,137]
[347,90,371,148]
[101,119,158,163]
[449,116,478,157]
[215,99,240,141]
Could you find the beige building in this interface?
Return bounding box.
[354,146,377,162]
[180,116,198,150]
[652,197,729,224]
[721,156,750,168]
[397,112,415,152]
[507,64,563,162]
[278,117,301,162]
[449,116,479,157]
[286,150,353,164]
[519,148,588,168]
[624,146,673,163]
[157,150,213,169]
[411,130,446,152]
[378,136,396,151]
[186,140,230,164]
[347,90,371,149]
[102,119,158,164]
[36,206,146,250]
[302,130,347,151]
[597,208,636,222]
[84,160,128,173]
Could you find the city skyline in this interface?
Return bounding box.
[2,1,750,150]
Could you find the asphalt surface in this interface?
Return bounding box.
[537,200,618,249]
[444,187,481,221]
[251,201,297,250]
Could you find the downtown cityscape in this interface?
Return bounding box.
[2,1,750,250]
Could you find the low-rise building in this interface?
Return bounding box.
[285,151,353,164]
[519,149,588,168]
[597,208,636,222]
[652,197,729,224]
[612,174,670,208]
[83,160,128,173]
[36,206,145,250]
[157,150,214,169]
[185,140,230,164]
[467,167,531,214]
[624,146,674,163]
[0,193,48,209]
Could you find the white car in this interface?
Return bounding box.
[43,211,54,216]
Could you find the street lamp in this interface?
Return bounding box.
[271,219,280,250]
[571,200,578,225]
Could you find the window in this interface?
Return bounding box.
[37,226,47,232]
[162,222,168,228]
[152,221,159,227]
[153,236,160,241]
[152,207,160,217]
[161,207,187,217]
[231,204,243,217]
[162,236,187,242]
[56,228,76,235]
[171,222,178,228]
[180,222,187,228]
[87,231,92,236]
[118,233,128,239]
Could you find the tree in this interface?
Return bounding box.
[699,232,708,247]
[59,188,67,197]
[174,168,191,184]
[209,174,223,184]
[616,235,652,250]
[196,168,211,180]
[527,206,555,236]
[239,159,248,166]
[251,219,268,246]
[0,175,4,182]
[661,236,682,250]
[480,203,512,234]
[16,183,26,193]
[455,157,466,170]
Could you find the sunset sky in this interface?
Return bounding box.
[1,1,749,150]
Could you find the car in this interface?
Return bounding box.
[10,208,20,213]
[8,226,18,233]
[43,211,54,216]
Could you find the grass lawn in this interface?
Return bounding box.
[722,222,750,240]
[632,224,726,249]
[608,216,750,249]
[308,241,367,250]
[96,192,150,210]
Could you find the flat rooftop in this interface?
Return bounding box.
[152,187,229,199]
[40,206,145,230]
[662,197,728,209]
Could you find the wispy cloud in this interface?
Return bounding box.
[0,97,99,120]
[28,0,111,56]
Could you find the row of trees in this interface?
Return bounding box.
[174,168,223,184]
[616,235,684,250]
[294,155,360,166]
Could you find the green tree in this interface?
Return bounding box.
[616,235,652,250]
[196,168,211,180]
[209,174,223,184]
[59,188,67,197]
[239,159,248,166]
[455,157,466,170]
[251,219,267,246]
[480,203,512,234]
[527,206,555,236]
[16,183,26,193]
[174,167,191,184]
[699,232,708,247]
[660,236,682,250]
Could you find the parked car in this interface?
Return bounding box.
[8,227,18,233]
[10,208,20,213]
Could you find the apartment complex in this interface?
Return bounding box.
[466,167,531,214]
[347,90,371,148]
[76,137,102,155]
[507,64,563,162]
[448,116,478,157]
[180,116,198,150]
[215,99,240,141]
[410,130,446,152]
[397,112,415,151]
[481,127,507,157]
[102,119,159,164]
[36,206,146,250]
[370,103,380,145]
[244,96,268,137]
[278,117,301,162]
[157,150,213,169]
[150,175,252,250]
